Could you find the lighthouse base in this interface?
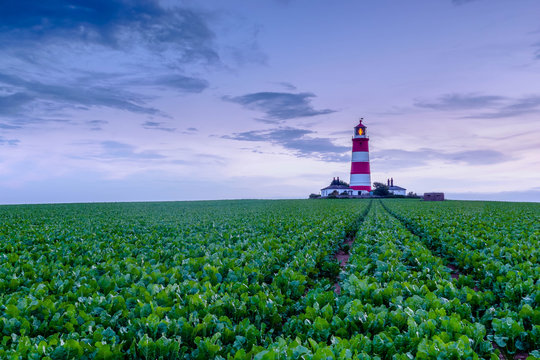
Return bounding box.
[350,186,371,191]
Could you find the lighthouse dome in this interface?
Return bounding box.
[353,118,367,138]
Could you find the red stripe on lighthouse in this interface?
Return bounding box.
[350,162,370,174]
[352,141,369,152]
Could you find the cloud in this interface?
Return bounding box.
[142,121,175,132]
[415,93,540,118]
[0,117,70,130]
[276,82,297,90]
[0,1,219,64]
[135,75,209,93]
[414,93,504,110]
[224,127,349,162]
[373,148,509,169]
[463,96,540,119]
[97,141,165,160]
[446,150,507,164]
[226,127,312,141]
[0,92,34,115]
[223,92,336,122]
[0,72,160,117]
[0,137,20,146]
[0,123,22,130]
[181,127,198,135]
[0,71,209,124]
[451,0,478,5]
[86,120,108,131]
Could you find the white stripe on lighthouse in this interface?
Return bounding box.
[351,152,370,162]
[350,174,371,185]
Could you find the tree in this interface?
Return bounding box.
[373,182,389,196]
[330,178,349,186]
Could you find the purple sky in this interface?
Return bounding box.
[1,0,539,204]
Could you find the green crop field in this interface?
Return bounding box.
[0,199,538,359]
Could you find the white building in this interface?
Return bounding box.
[389,186,406,196]
[387,178,406,196]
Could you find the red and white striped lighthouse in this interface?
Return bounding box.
[350,118,371,193]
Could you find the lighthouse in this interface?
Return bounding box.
[350,118,371,194]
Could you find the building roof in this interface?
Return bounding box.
[321,184,353,191]
[389,186,406,190]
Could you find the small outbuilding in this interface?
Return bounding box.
[423,192,445,201]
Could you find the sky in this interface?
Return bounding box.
[1,0,539,204]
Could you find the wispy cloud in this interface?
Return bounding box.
[276,82,297,91]
[415,93,504,110]
[223,92,336,122]
[0,122,22,130]
[181,127,198,135]
[451,0,478,5]
[373,148,510,169]
[224,127,349,162]
[86,120,108,131]
[467,96,540,118]
[0,92,34,116]
[97,141,166,160]
[415,93,540,118]
[0,137,20,146]
[0,73,160,118]
[142,121,176,132]
[134,75,209,93]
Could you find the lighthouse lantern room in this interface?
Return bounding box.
[350,118,372,194]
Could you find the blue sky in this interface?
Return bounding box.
[1,0,539,204]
